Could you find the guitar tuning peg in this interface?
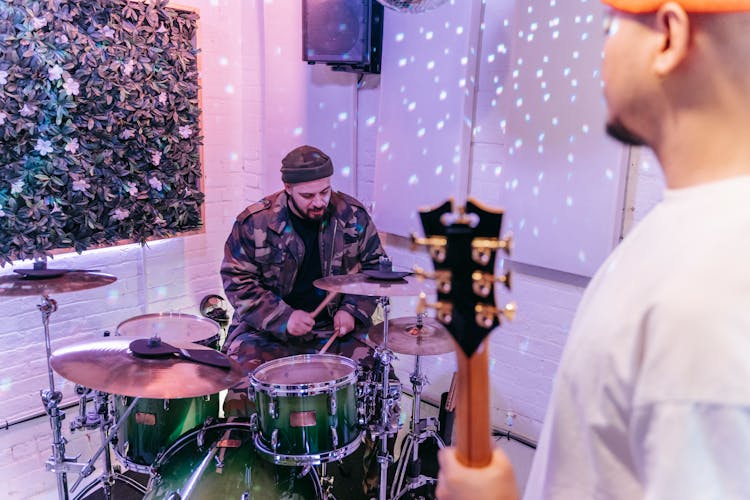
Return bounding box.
[410,233,448,263]
[474,303,497,329]
[417,292,453,324]
[500,301,517,322]
[471,270,512,298]
[471,234,513,265]
[473,301,517,328]
[413,266,452,293]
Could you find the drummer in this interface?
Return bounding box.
[220,144,387,416]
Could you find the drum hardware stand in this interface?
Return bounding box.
[69,394,146,498]
[371,295,401,500]
[38,294,87,500]
[316,463,335,499]
[390,347,445,500]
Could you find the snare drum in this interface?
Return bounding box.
[116,312,222,350]
[250,354,363,465]
[113,395,219,473]
[144,421,321,499]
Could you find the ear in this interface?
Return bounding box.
[652,2,691,76]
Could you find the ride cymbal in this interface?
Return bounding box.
[0,271,117,297]
[50,338,245,399]
[368,317,454,356]
[314,273,433,297]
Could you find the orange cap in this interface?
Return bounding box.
[602,0,750,13]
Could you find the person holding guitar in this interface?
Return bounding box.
[438,0,750,498]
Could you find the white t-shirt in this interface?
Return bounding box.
[525,176,750,500]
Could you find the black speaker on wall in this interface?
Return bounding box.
[302,0,384,74]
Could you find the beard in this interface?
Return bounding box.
[606,119,646,147]
[288,195,327,222]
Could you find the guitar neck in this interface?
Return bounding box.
[453,337,493,467]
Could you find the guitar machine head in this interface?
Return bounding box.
[412,198,515,357]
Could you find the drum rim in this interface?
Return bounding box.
[115,312,221,341]
[250,354,358,394]
[253,431,364,466]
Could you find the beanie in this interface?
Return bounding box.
[280,146,334,184]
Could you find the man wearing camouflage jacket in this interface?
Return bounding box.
[220,144,386,416]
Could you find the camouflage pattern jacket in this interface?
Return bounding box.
[221,190,386,347]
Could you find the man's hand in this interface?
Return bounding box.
[333,309,355,337]
[436,447,519,500]
[287,310,315,336]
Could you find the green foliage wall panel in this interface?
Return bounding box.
[0,0,204,266]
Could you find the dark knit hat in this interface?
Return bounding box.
[280,145,334,184]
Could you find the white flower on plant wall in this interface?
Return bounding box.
[178,125,193,139]
[55,34,69,44]
[20,104,36,117]
[0,206,5,217]
[123,59,135,76]
[10,179,24,195]
[149,177,163,191]
[63,77,80,96]
[120,129,135,140]
[32,16,47,30]
[0,111,6,125]
[151,151,162,166]
[48,65,63,81]
[158,92,168,104]
[0,70,7,85]
[100,25,115,38]
[125,182,138,196]
[35,138,53,156]
[64,138,79,154]
[154,215,166,226]
[111,207,130,221]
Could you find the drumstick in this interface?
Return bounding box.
[311,292,338,318]
[318,328,340,354]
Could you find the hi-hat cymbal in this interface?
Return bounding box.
[368,317,455,356]
[314,273,433,297]
[0,271,117,297]
[50,338,245,399]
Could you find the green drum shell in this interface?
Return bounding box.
[114,395,219,472]
[251,354,361,463]
[144,422,319,500]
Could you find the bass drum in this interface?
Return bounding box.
[144,421,321,500]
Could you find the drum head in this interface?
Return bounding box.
[116,313,220,344]
[251,354,357,388]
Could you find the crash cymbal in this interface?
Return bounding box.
[368,317,454,356]
[314,273,433,297]
[0,271,117,297]
[116,313,220,344]
[50,338,245,399]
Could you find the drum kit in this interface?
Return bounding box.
[1,262,455,500]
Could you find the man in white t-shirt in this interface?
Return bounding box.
[437,1,750,499]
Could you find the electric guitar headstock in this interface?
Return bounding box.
[412,197,515,466]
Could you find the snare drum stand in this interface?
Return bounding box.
[372,296,401,500]
[38,294,87,500]
[390,350,445,500]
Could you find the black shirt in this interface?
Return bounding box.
[284,209,331,323]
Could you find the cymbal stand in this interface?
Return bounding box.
[39,294,87,500]
[69,393,146,498]
[372,295,401,500]
[390,347,445,499]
